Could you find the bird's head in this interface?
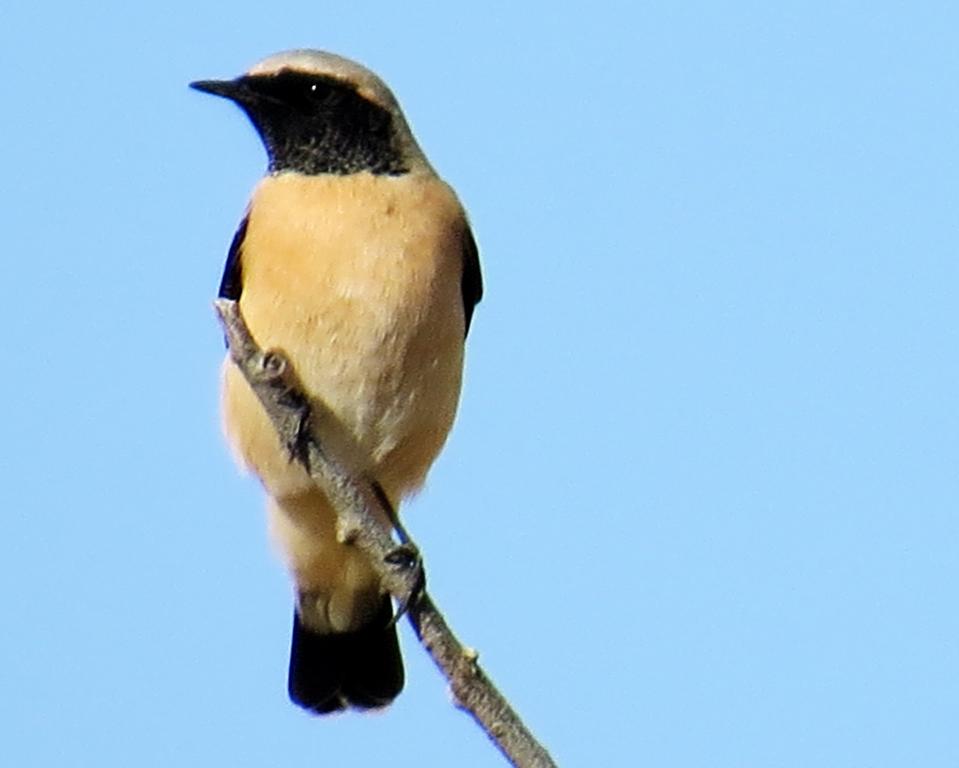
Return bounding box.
[191,50,430,176]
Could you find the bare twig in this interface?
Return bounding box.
[214,299,557,768]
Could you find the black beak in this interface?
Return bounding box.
[189,78,249,103]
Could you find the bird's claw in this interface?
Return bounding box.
[385,543,425,624]
[281,394,313,468]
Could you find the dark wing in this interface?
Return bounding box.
[461,225,483,338]
[218,213,249,300]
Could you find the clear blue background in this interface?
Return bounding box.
[2,2,956,766]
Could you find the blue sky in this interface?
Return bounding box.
[3,2,957,766]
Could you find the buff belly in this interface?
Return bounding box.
[221,170,466,632]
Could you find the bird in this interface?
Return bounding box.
[191,50,482,715]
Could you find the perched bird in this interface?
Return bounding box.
[191,50,482,714]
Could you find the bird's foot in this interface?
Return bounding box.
[280,391,314,469]
[385,543,425,624]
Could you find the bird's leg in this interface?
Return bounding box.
[369,479,425,622]
[370,480,411,544]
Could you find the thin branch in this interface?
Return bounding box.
[214,299,557,768]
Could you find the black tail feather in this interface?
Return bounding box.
[288,596,404,714]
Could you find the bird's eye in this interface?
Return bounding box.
[310,83,318,93]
